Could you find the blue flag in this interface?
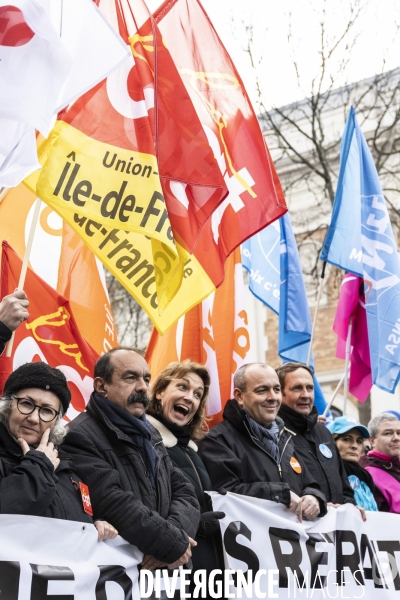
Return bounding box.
[320,107,363,275]
[313,377,332,423]
[242,220,280,314]
[320,107,400,393]
[243,213,312,362]
[278,213,312,362]
[243,214,329,414]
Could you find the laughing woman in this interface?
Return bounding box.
[147,361,225,590]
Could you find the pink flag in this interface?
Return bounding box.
[333,273,372,402]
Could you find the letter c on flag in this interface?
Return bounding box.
[106,53,154,119]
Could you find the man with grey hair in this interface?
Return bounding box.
[360,413,400,512]
[199,363,327,521]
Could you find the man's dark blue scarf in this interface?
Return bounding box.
[94,393,159,489]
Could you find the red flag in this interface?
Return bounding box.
[0,242,98,422]
[333,273,372,402]
[146,248,251,427]
[66,0,227,252]
[154,0,287,285]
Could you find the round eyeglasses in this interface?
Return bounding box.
[12,396,60,423]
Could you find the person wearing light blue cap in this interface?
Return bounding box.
[327,416,378,511]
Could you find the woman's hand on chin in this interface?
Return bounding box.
[18,428,60,470]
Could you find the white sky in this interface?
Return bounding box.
[147,0,400,113]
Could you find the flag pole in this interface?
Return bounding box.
[6,198,42,357]
[306,261,327,366]
[322,371,346,417]
[342,318,352,415]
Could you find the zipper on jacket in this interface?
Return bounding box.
[136,451,150,478]
[243,421,292,480]
[278,435,292,480]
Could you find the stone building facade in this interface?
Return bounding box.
[246,70,400,423]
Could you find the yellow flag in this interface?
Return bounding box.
[24,121,186,313]
[47,204,215,333]
[34,122,172,245]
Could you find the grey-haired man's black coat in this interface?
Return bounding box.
[62,395,200,563]
[198,399,327,514]
[278,404,355,505]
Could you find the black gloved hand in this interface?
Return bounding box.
[197,511,225,537]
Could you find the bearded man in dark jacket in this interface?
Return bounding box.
[61,347,200,570]
[199,363,327,520]
[276,363,356,510]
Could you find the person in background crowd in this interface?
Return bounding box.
[62,347,200,570]
[0,362,117,540]
[199,363,327,521]
[276,362,357,512]
[363,439,372,455]
[360,413,400,513]
[327,416,377,511]
[147,360,225,594]
[0,290,29,354]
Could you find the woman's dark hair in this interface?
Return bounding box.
[148,360,211,442]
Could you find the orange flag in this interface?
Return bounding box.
[56,223,117,355]
[0,242,98,422]
[146,248,251,427]
[0,184,117,356]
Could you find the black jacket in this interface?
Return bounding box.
[146,416,211,507]
[61,395,200,563]
[198,400,327,514]
[0,322,11,356]
[0,423,92,522]
[147,415,225,581]
[278,404,355,505]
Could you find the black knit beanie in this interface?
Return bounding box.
[4,362,71,415]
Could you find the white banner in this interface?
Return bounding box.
[0,514,142,599]
[2,500,400,599]
[210,492,400,600]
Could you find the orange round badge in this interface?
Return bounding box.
[290,457,302,474]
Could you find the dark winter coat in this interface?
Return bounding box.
[198,400,327,514]
[147,415,225,579]
[61,395,200,563]
[0,322,11,356]
[0,423,93,522]
[278,404,355,505]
